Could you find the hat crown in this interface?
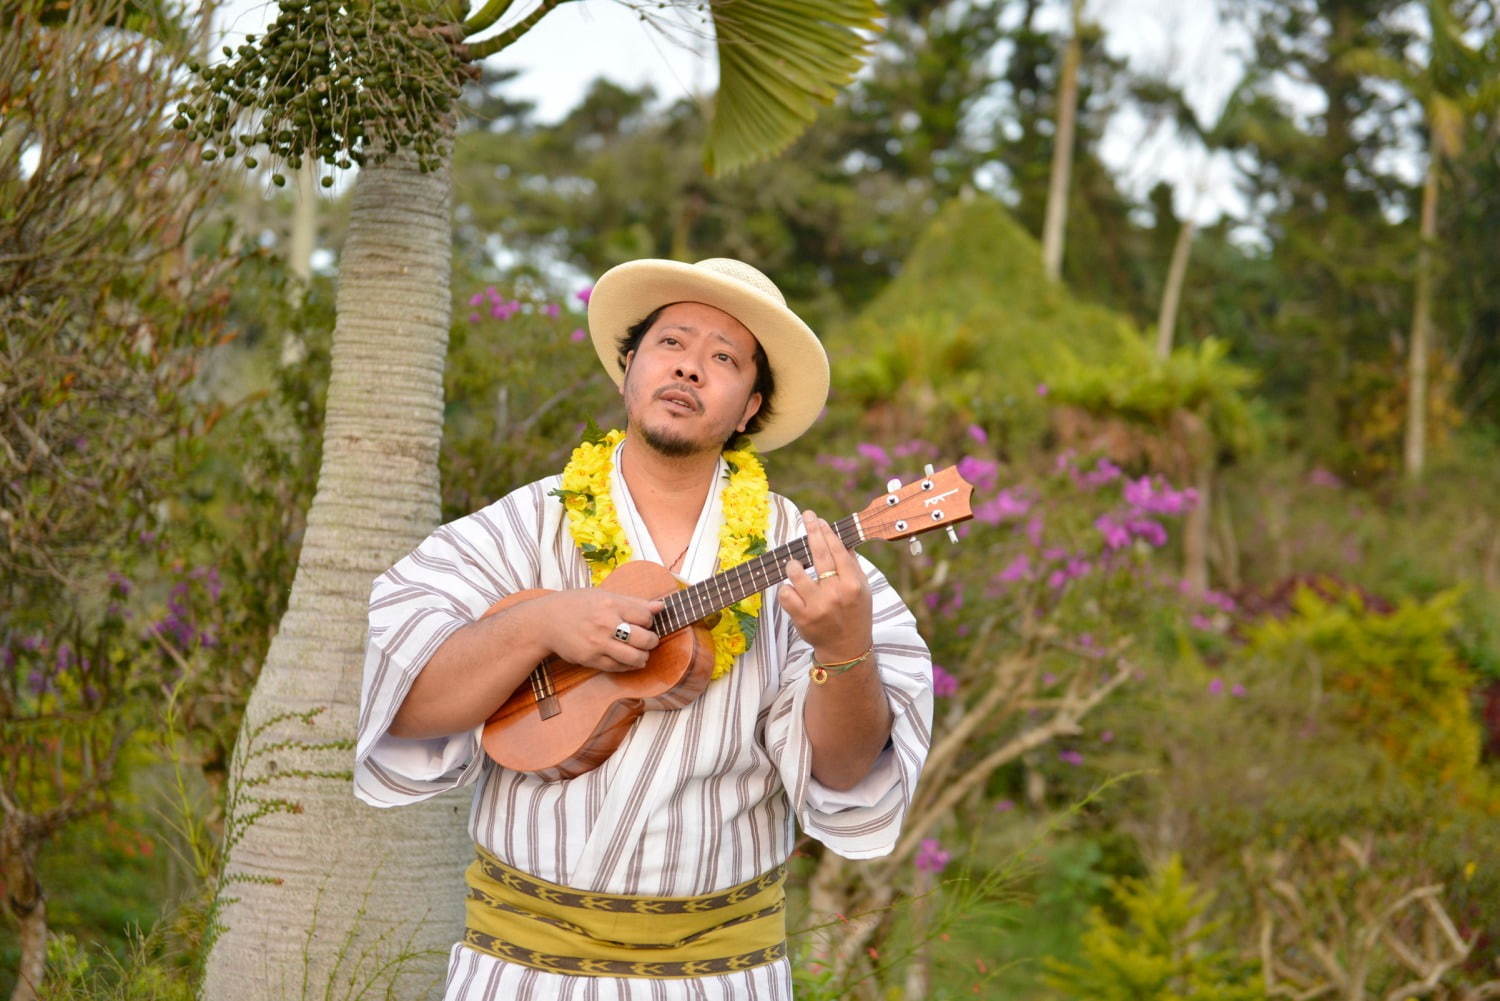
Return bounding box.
[693,258,787,307]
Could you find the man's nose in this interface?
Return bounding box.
[674,362,702,383]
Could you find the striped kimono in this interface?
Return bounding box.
[355,445,934,999]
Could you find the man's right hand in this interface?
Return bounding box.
[532,590,664,673]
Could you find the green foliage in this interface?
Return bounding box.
[1043,856,1265,1001]
[440,294,617,519]
[1244,585,1491,801]
[828,194,1126,449]
[1048,334,1264,461]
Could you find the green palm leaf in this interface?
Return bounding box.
[705,0,882,176]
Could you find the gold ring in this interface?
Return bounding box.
[817,570,838,580]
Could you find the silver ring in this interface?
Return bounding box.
[613,622,633,644]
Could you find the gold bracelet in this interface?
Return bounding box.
[809,645,874,685]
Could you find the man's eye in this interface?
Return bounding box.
[716,353,735,364]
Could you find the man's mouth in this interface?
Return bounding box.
[655,387,701,414]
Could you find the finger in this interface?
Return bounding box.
[784,557,816,601]
[620,598,660,626]
[605,641,650,670]
[778,581,807,617]
[806,512,844,581]
[825,518,863,581]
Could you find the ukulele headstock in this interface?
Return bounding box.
[857,464,974,554]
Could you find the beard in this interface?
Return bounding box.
[638,421,716,458]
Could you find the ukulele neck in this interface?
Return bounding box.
[652,514,863,636]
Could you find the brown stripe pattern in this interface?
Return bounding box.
[460,931,786,980]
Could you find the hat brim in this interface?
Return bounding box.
[587,260,829,452]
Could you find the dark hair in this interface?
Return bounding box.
[616,305,777,440]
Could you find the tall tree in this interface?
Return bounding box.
[181,1,885,998]
[1217,0,1416,470]
[1342,0,1500,479]
[1041,0,1083,281]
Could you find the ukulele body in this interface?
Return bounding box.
[479,560,716,782]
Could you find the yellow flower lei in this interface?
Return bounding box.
[552,428,770,680]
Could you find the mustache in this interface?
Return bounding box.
[653,384,703,411]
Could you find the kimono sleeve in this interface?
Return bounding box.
[763,544,934,859]
[353,480,551,807]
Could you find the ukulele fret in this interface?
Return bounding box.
[652,517,870,641]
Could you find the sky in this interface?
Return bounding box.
[212,0,1257,226]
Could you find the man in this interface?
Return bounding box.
[355,258,933,999]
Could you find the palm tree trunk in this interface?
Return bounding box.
[201,144,471,1001]
[1403,151,1439,481]
[1155,216,1195,359]
[1041,0,1082,282]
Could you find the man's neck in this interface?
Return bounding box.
[617,435,720,524]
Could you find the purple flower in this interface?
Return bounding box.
[1307,467,1342,488]
[542,303,561,318]
[956,455,999,494]
[1024,516,1045,547]
[994,799,1014,812]
[467,291,484,307]
[914,838,952,873]
[27,670,47,695]
[570,328,587,342]
[856,442,891,472]
[1231,683,1247,698]
[820,454,858,475]
[575,286,593,305]
[996,554,1031,583]
[1095,514,1131,550]
[1075,458,1122,490]
[1036,382,1050,397]
[1207,677,1225,695]
[967,424,988,445]
[932,665,959,697]
[1059,749,1084,766]
[1125,517,1168,547]
[975,489,1030,525]
[1098,730,1114,743]
[1202,589,1237,613]
[1190,613,1216,631]
[1042,672,1058,686]
[1123,476,1198,517]
[468,312,481,324]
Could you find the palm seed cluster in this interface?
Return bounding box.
[173,0,467,185]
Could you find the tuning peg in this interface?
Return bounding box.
[923,463,935,476]
[886,477,902,492]
[908,538,923,556]
[946,526,959,544]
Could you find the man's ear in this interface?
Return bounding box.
[736,392,763,432]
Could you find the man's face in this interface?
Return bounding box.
[621,301,764,458]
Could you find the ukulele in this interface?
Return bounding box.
[480,464,974,781]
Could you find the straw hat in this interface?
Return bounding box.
[586,258,830,452]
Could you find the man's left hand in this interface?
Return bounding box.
[779,510,873,661]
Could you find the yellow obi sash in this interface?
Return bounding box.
[463,845,787,979]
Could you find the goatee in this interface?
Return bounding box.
[639,423,708,458]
